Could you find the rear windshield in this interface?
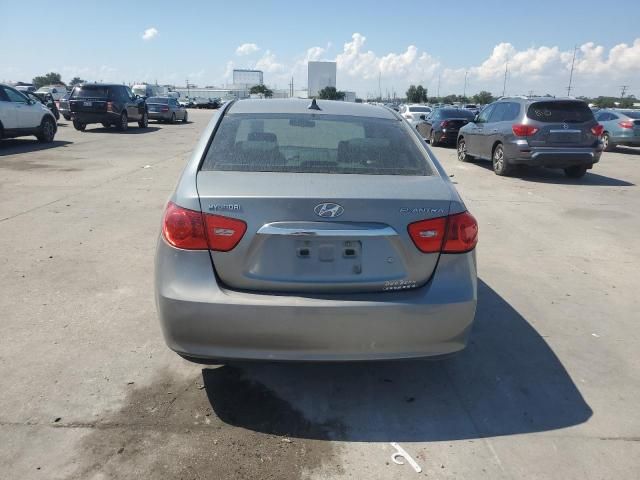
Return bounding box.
[409,106,431,112]
[439,109,475,119]
[527,101,593,123]
[621,111,640,119]
[201,113,432,176]
[72,86,109,99]
[147,97,169,104]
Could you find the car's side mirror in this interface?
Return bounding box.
[473,114,480,123]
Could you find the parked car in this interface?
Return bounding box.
[457,97,603,178]
[58,92,71,120]
[399,104,433,128]
[132,84,167,99]
[594,109,640,150]
[463,104,480,115]
[68,83,148,131]
[417,108,475,146]
[146,96,188,123]
[15,85,36,93]
[155,98,478,363]
[35,85,67,101]
[0,83,57,142]
[24,91,60,121]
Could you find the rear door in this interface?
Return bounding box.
[196,111,454,294]
[466,104,494,158]
[525,101,597,148]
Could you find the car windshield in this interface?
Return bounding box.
[439,109,475,119]
[409,106,431,112]
[201,113,432,176]
[527,101,594,123]
[36,87,52,93]
[72,86,110,99]
[147,97,169,104]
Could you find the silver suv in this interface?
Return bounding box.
[457,97,603,178]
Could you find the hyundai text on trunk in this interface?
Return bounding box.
[155,99,478,362]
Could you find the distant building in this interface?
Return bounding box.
[343,91,357,102]
[232,69,263,87]
[308,61,336,98]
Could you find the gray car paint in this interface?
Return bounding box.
[155,98,477,361]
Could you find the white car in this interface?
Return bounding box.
[35,85,68,101]
[0,84,57,143]
[399,104,432,128]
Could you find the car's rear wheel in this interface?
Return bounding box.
[63,114,71,121]
[138,111,148,128]
[117,112,128,131]
[602,132,615,151]
[564,165,588,178]
[170,113,176,124]
[182,111,188,123]
[492,144,511,176]
[72,120,86,131]
[37,116,56,143]
[457,138,473,162]
[429,130,438,147]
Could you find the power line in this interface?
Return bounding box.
[567,45,578,97]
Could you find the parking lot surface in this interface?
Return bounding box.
[1,109,639,479]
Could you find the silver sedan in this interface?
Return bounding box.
[147,96,188,123]
[155,99,478,362]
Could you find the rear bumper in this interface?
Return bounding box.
[71,112,119,124]
[149,112,172,120]
[436,129,461,144]
[610,133,640,147]
[504,141,602,168]
[154,238,477,361]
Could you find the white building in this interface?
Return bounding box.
[232,69,263,87]
[343,91,357,102]
[308,61,336,98]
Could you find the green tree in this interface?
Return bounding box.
[69,77,86,87]
[406,85,421,103]
[317,86,345,100]
[472,91,494,105]
[249,84,273,98]
[32,72,64,89]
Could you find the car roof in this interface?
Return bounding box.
[76,83,123,88]
[228,98,396,119]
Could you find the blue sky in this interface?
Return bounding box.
[2,0,639,98]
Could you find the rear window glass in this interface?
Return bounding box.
[147,97,169,104]
[201,113,432,176]
[72,86,109,99]
[409,106,431,112]
[621,111,640,119]
[527,101,593,123]
[439,109,475,119]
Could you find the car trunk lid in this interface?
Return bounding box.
[525,100,597,148]
[196,171,453,293]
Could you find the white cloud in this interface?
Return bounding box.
[236,43,260,56]
[305,46,326,62]
[142,27,158,41]
[255,50,285,74]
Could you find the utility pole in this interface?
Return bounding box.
[186,78,190,100]
[437,73,441,98]
[620,85,629,99]
[502,58,509,97]
[567,45,578,97]
[378,71,382,101]
[289,77,294,98]
[463,70,468,100]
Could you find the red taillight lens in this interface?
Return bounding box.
[162,202,208,250]
[161,202,247,251]
[408,212,478,254]
[619,120,634,129]
[591,124,604,136]
[440,120,450,128]
[203,214,247,252]
[407,217,447,253]
[442,211,478,253]
[161,107,169,112]
[512,124,539,137]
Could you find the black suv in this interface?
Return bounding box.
[69,84,148,131]
[457,97,603,178]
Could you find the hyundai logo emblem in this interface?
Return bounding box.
[314,202,344,218]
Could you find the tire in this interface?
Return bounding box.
[182,111,188,123]
[37,116,56,143]
[101,122,111,128]
[53,110,60,121]
[564,165,588,178]
[170,113,176,124]
[73,119,86,131]
[117,112,128,131]
[429,130,438,147]
[457,138,474,162]
[492,144,511,176]
[138,111,148,128]
[63,114,71,121]
[602,132,615,151]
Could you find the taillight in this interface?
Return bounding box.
[408,212,478,254]
[591,124,604,136]
[162,202,208,250]
[512,124,539,137]
[106,101,114,112]
[203,214,247,252]
[619,120,634,129]
[161,202,246,251]
[440,120,450,128]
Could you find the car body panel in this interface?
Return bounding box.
[69,84,146,126]
[596,109,640,147]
